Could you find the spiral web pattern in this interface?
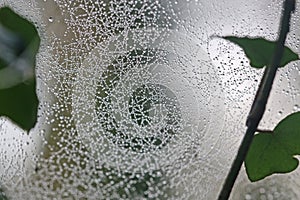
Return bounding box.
[1,0,300,199]
[71,22,225,198]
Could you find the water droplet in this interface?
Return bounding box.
[245,194,252,200]
[259,187,266,194]
[48,16,54,23]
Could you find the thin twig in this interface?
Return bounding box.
[217,0,296,199]
[256,128,273,134]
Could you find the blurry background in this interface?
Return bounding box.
[0,0,300,199]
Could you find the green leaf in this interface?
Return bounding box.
[0,186,8,200]
[222,36,299,68]
[245,112,300,182]
[0,7,40,132]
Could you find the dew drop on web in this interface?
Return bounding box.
[0,0,300,199]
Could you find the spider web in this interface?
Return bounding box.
[0,0,300,199]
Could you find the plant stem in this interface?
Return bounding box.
[217,0,296,199]
[256,128,273,134]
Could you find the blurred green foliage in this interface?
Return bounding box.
[246,112,300,181]
[0,7,40,131]
[222,36,299,68]
[0,185,7,200]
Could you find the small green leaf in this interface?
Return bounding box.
[0,7,40,132]
[245,112,300,182]
[222,36,299,68]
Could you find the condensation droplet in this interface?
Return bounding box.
[245,193,252,200]
[48,16,54,23]
[259,187,266,194]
